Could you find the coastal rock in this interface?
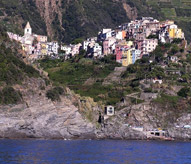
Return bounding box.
[0,78,190,141]
[0,78,96,139]
[98,103,191,140]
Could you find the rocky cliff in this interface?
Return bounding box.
[98,101,191,141]
[0,77,190,140]
[0,78,96,139]
[34,0,63,40]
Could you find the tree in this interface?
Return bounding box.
[171,44,179,55]
[177,87,190,98]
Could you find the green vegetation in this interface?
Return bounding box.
[153,93,180,108]
[61,0,130,43]
[161,8,176,18]
[0,0,191,43]
[0,26,39,85]
[0,25,40,104]
[0,0,47,36]
[0,87,22,105]
[40,55,141,105]
[145,0,191,42]
[46,87,65,101]
[177,87,190,98]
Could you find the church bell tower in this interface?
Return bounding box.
[24,22,32,35]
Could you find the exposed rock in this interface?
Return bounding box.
[0,78,96,139]
[122,1,138,20]
[0,77,190,141]
[35,0,64,39]
[97,102,191,140]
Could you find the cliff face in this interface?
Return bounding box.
[98,102,191,140]
[0,77,190,140]
[0,78,96,139]
[34,0,63,40]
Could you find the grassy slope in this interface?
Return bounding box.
[0,26,39,104]
[40,55,140,106]
[146,0,191,42]
[39,41,191,106]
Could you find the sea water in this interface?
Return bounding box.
[0,139,190,164]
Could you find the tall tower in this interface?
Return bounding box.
[24,22,32,35]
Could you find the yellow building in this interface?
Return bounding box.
[22,44,26,51]
[169,28,176,38]
[168,25,183,39]
[176,28,183,38]
[122,49,133,67]
[127,41,133,47]
[41,43,47,55]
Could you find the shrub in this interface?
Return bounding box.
[46,87,65,101]
[177,87,190,98]
[130,80,140,88]
[172,38,183,44]
[171,44,179,55]
[144,88,152,93]
[0,87,22,105]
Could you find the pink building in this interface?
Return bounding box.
[35,35,48,43]
[115,45,123,63]
[115,44,129,63]
[135,39,158,57]
[103,37,116,55]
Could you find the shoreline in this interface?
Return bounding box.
[0,136,190,142]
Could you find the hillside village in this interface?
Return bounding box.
[7,17,186,67]
[2,17,191,141]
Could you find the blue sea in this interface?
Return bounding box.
[0,139,190,164]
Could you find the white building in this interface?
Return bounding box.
[71,43,82,56]
[98,29,114,41]
[152,78,163,84]
[61,45,72,55]
[83,38,96,51]
[169,56,178,63]
[93,43,102,58]
[159,26,169,43]
[24,22,32,36]
[47,41,59,55]
[7,32,23,43]
[105,106,115,116]
[103,37,116,55]
[142,39,158,55]
[116,31,123,40]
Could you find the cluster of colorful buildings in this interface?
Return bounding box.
[80,17,184,67]
[8,17,185,66]
[159,20,184,43]
[7,22,60,60]
[99,17,184,66]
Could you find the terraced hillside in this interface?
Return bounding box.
[147,0,191,20]
[146,0,191,41]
